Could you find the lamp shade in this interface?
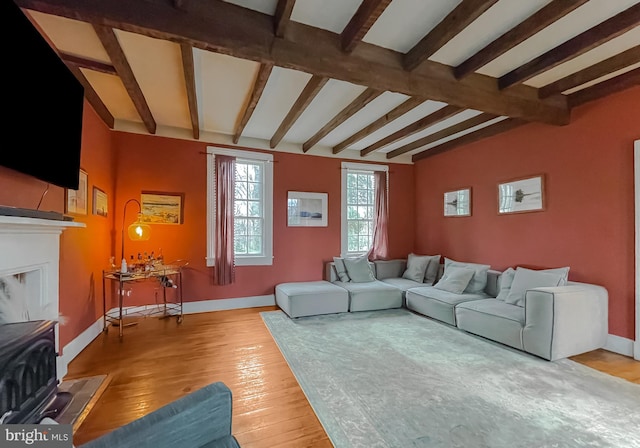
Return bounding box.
[128,213,151,241]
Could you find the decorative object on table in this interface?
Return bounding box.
[65,169,88,215]
[498,175,545,214]
[92,186,108,217]
[120,199,151,273]
[287,191,328,227]
[140,191,184,224]
[443,187,471,217]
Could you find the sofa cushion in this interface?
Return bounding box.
[343,255,376,283]
[402,253,431,282]
[496,267,516,301]
[405,286,487,326]
[433,266,475,294]
[444,258,491,294]
[333,257,351,282]
[336,280,403,312]
[455,299,525,350]
[423,254,442,285]
[505,267,569,307]
[380,277,423,292]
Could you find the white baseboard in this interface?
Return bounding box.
[182,294,275,314]
[604,334,635,357]
[58,295,277,374]
[634,340,639,361]
[59,316,104,379]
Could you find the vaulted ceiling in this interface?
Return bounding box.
[16,0,640,164]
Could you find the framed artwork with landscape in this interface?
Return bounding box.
[140,191,184,224]
[287,191,328,227]
[498,175,545,215]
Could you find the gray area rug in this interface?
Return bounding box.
[261,308,640,448]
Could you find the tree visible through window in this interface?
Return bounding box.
[346,170,375,253]
[234,160,263,256]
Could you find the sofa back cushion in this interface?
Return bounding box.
[333,257,351,282]
[343,255,376,283]
[433,266,475,294]
[504,266,570,306]
[443,258,491,294]
[402,253,431,282]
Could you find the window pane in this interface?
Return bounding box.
[248,201,261,217]
[248,236,262,254]
[235,163,247,181]
[234,201,247,217]
[249,218,262,235]
[347,205,359,219]
[248,182,261,200]
[234,235,247,254]
[235,182,247,200]
[234,218,247,235]
[347,173,357,189]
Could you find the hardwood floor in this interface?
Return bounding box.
[68,307,639,447]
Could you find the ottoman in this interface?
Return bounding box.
[275,281,349,318]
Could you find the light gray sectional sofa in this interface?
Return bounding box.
[321,255,608,361]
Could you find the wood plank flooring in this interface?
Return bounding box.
[67,306,639,447]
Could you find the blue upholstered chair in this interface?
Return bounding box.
[79,381,240,448]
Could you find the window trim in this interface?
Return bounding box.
[207,146,273,267]
[341,161,388,257]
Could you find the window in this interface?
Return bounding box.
[207,147,273,266]
[341,162,388,256]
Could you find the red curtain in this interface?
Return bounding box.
[367,170,389,261]
[215,155,236,285]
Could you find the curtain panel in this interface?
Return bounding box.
[215,155,236,285]
[367,170,389,261]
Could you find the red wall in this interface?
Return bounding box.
[0,101,115,348]
[111,132,415,304]
[414,87,639,339]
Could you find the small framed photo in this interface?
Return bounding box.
[444,188,471,217]
[287,191,328,227]
[65,169,88,215]
[92,186,108,217]
[498,175,545,214]
[140,191,184,224]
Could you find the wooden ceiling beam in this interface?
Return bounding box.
[270,75,327,148]
[66,62,115,129]
[341,0,392,52]
[180,43,199,140]
[333,97,425,154]
[412,118,527,162]
[360,105,463,156]
[539,45,640,98]
[234,63,273,144]
[386,112,498,159]
[454,0,589,79]
[499,4,640,90]
[403,0,499,71]
[16,0,569,126]
[60,52,117,75]
[568,67,640,108]
[303,88,382,152]
[274,0,295,38]
[93,24,156,134]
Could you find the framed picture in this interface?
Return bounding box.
[140,191,184,224]
[65,169,88,215]
[92,186,108,217]
[287,191,328,227]
[498,175,545,214]
[444,188,471,217]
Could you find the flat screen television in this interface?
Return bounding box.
[2,0,84,190]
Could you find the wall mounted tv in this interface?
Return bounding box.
[2,0,84,190]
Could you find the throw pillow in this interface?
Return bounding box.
[333,257,351,282]
[343,255,376,283]
[496,267,516,301]
[433,266,475,294]
[505,267,570,307]
[443,258,490,294]
[402,253,431,282]
[423,254,442,285]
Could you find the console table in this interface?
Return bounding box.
[102,262,186,337]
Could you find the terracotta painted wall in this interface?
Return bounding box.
[414,87,640,340]
[0,101,115,348]
[111,132,415,306]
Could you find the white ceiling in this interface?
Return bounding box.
[23,0,640,164]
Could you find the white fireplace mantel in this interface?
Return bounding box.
[0,214,85,379]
